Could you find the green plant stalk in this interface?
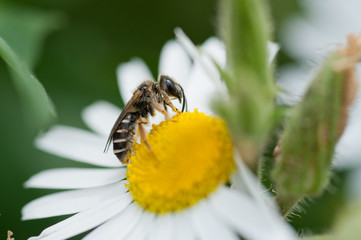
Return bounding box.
[216,0,275,171]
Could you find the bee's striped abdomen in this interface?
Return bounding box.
[113,113,138,163]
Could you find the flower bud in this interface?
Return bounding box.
[272,35,360,200]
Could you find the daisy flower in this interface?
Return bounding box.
[22,36,295,240]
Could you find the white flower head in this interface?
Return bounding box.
[23,34,295,240]
[281,0,361,63]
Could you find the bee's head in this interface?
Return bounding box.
[158,74,187,112]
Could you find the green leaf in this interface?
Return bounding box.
[0,4,65,68]
[0,4,64,129]
[0,37,56,129]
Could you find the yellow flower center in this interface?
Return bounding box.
[126,110,235,213]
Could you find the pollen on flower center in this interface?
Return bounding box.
[126,110,235,214]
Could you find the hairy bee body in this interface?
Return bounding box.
[112,112,139,162]
[105,75,187,164]
[112,90,154,163]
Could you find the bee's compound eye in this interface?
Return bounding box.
[164,79,179,97]
[159,75,186,111]
[160,75,180,98]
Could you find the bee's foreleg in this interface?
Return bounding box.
[159,90,180,113]
[151,102,171,120]
[137,118,151,150]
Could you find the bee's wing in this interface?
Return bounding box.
[104,90,144,153]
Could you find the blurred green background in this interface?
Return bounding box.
[0,0,348,239]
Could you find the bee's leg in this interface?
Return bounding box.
[151,102,171,120]
[159,90,181,113]
[137,118,151,150]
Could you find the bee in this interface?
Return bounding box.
[104,74,187,164]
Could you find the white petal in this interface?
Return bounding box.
[83,203,142,240]
[116,58,153,103]
[281,17,332,62]
[281,0,361,62]
[231,153,279,213]
[148,214,176,240]
[35,126,121,167]
[82,101,122,137]
[191,200,238,240]
[22,181,127,220]
[201,37,226,68]
[175,28,203,66]
[173,210,197,240]
[25,168,126,189]
[175,28,228,114]
[187,37,227,114]
[182,40,224,114]
[186,61,219,114]
[28,193,132,240]
[158,40,192,87]
[276,64,315,105]
[126,211,156,240]
[143,111,169,135]
[335,121,361,168]
[267,41,280,63]
[345,166,361,202]
[209,187,295,240]
[201,37,278,66]
[175,28,227,95]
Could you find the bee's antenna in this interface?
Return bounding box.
[104,138,111,153]
[180,85,187,112]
